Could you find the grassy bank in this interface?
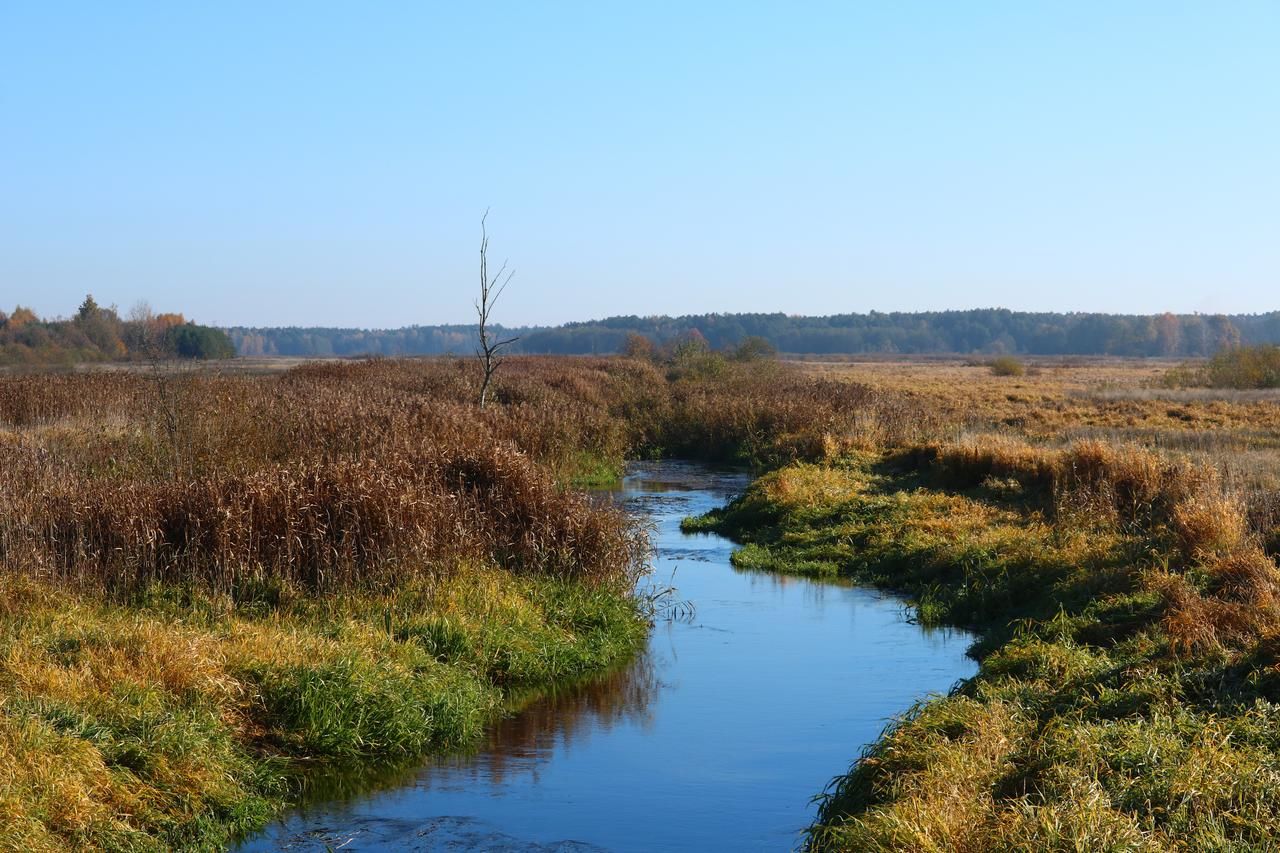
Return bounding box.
[688,439,1280,850]
[1,569,645,851]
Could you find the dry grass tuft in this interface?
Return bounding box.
[1154,547,1280,655]
[1171,492,1249,560]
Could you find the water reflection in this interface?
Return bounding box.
[240,462,976,852]
[425,651,665,789]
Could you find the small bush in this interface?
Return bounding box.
[988,356,1026,377]
[620,332,656,360]
[732,335,777,362]
[1205,345,1280,389]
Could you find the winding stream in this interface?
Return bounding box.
[239,461,976,851]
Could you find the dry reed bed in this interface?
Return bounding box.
[1,444,645,593]
[0,356,913,599]
[3,359,1273,621]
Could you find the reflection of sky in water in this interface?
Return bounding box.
[239,462,976,852]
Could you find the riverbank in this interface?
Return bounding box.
[688,443,1280,850]
[0,358,678,850]
[3,354,906,849]
[238,461,975,852]
[13,354,1273,849]
[1,569,645,850]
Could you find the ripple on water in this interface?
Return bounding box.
[270,815,610,852]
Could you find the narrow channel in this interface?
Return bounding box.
[239,461,977,851]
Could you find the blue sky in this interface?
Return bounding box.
[2,2,1276,327]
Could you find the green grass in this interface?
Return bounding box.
[0,567,646,851]
[563,450,627,487]
[688,452,1280,851]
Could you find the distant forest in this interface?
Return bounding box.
[0,297,235,366]
[228,310,1280,359]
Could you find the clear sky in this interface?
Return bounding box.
[2,2,1277,328]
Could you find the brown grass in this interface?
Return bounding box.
[0,356,917,599]
[9,445,645,593]
[11,354,1280,850]
[901,430,1280,657]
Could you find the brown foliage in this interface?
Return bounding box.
[1154,548,1280,655]
[918,432,1280,655]
[929,437,1226,537]
[1172,492,1249,560]
[16,444,645,593]
[0,356,906,596]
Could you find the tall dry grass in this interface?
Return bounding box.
[0,356,908,597]
[3,444,645,593]
[0,354,924,850]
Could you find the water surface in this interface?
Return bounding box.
[239,461,976,851]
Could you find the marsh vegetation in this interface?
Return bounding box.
[0,354,914,849]
[7,352,1280,850]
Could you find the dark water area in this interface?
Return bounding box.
[238,461,976,852]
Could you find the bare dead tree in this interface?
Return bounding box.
[476,209,518,409]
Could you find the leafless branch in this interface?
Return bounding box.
[476,210,518,409]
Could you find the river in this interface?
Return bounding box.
[238,461,976,851]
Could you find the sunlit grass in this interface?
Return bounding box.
[9,355,1280,849]
[690,438,1280,850]
[0,568,645,850]
[0,355,916,849]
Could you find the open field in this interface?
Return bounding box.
[804,358,1280,529]
[803,357,1280,438]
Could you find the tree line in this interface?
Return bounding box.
[0,297,235,366]
[227,309,1280,359]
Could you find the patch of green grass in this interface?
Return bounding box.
[563,450,627,487]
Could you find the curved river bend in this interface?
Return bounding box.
[239,462,976,852]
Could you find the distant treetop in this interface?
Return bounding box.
[0,297,236,366]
